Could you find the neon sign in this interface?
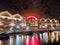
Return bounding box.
[27,16,38,20]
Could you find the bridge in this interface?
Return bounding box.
[0,28,60,35]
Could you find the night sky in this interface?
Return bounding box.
[0,0,60,19]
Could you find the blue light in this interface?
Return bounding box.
[43,33,46,42]
[15,24,21,29]
[16,35,22,45]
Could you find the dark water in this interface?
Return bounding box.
[0,32,60,45]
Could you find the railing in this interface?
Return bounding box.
[0,29,59,35]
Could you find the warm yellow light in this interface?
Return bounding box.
[46,33,48,43]
[55,32,59,42]
[9,22,15,26]
[55,20,57,23]
[19,19,21,21]
[51,32,54,43]
[7,17,12,19]
[0,40,3,45]
[39,34,43,41]
[50,20,52,22]
[0,21,4,26]
[1,16,6,19]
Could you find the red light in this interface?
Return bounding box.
[27,16,38,20]
[26,36,40,45]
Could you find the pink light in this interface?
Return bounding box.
[27,16,38,20]
[26,36,40,45]
[31,36,40,45]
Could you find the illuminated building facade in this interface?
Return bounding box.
[0,11,60,30]
[0,11,60,43]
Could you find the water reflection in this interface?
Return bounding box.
[9,36,14,45]
[0,31,59,45]
[0,40,3,45]
[26,35,31,45]
[51,31,59,43]
[15,35,22,45]
[0,40,7,45]
[42,33,47,42]
[22,35,26,45]
[26,34,40,45]
[32,34,40,45]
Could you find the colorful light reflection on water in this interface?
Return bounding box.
[0,31,59,45]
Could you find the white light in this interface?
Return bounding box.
[55,20,57,23]
[45,20,47,22]
[1,16,5,19]
[26,26,30,30]
[14,18,17,21]
[50,20,52,22]
[39,34,43,41]
[9,36,14,45]
[19,19,21,21]
[42,25,47,28]
[43,33,46,42]
[7,17,11,19]
[26,35,30,45]
[16,35,22,45]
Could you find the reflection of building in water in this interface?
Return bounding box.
[51,31,59,43]
[41,32,48,43]
[0,11,60,44]
[15,35,22,45]
[9,36,14,45]
[22,35,26,45]
[0,40,3,45]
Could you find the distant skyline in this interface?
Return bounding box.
[0,0,60,19]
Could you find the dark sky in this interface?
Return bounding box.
[0,0,60,19]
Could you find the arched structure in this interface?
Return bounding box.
[0,11,12,19]
[13,14,23,21]
[46,18,51,23]
[26,16,38,20]
[51,18,56,23]
[40,18,46,22]
[39,18,47,29]
[0,11,12,28]
[45,18,51,29]
[26,16,38,27]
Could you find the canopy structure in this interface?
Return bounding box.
[0,11,12,19]
[13,13,23,21]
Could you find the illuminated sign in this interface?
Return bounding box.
[27,16,38,20]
